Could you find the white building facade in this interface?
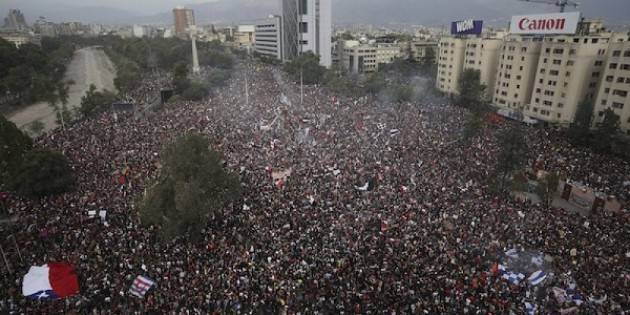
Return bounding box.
[281,0,332,67]
[254,16,284,60]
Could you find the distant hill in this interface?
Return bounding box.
[1,0,629,27]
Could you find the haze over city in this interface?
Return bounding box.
[1,0,629,313]
[2,0,630,26]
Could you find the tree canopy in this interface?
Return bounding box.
[593,108,620,153]
[568,100,594,145]
[0,114,33,187]
[139,134,241,240]
[79,84,118,117]
[284,51,326,85]
[457,69,486,110]
[0,37,74,109]
[10,148,75,198]
[495,126,528,191]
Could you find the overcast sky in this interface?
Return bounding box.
[2,0,630,26]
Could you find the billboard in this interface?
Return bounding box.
[510,12,580,35]
[451,19,483,35]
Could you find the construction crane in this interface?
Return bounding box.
[517,0,579,13]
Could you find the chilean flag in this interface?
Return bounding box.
[22,263,80,300]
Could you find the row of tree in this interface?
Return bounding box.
[282,51,438,104]
[0,115,74,199]
[0,37,75,110]
[569,100,626,156]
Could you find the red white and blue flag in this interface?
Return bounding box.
[129,275,155,298]
[22,262,80,300]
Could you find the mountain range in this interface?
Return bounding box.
[1,0,629,27]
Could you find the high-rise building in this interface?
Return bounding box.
[436,37,467,96]
[407,40,439,64]
[254,16,284,61]
[594,34,630,134]
[493,37,543,110]
[173,6,195,38]
[3,9,29,32]
[281,0,332,68]
[525,33,610,125]
[464,38,503,101]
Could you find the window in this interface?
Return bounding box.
[612,102,624,109]
[567,60,575,66]
[612,50,621,57]
[299,22,308,33]
[605,88,610,94]
[543,100,552,106]
[624,50,630,57]
[606,75,614,82]
[617,77,625,83]
[543,58,548,63]
[601,100,607,105]
[298,0,308,14]
[613,90,628,97]
[610,63,618,69]
[540,69,546,74]
[550,70,559,76]
[622,64,630,70]
[595,61,603,66]
[592,72,600,78]
[553,59,561,65]
[557,103,564,108]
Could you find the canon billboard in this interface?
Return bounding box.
[510,12,580,35]
[450,19,483,35]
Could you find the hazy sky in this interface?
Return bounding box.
[2,0,630,26]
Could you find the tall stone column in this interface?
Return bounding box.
[191,26,200,75]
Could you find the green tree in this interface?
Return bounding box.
[28,120,45,136]
[536,172,561,208]
[284,51,326,85]
[363,73,386,95]
[462,113,484,143]
[79,84,118,117]
[173,61,191,94]
[139,134,241,240]
[457,69,486,110]
[323,64,358,96]
[593,108,620,153]
[392,84,414,103]
[10,149,75,198]
[568,100,594,145]
[0,114,33,187]
[182,82,209,101]
[495,127,528,192]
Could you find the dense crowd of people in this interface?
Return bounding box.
[0,60,628,314]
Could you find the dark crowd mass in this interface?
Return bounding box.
[1,61,629,314]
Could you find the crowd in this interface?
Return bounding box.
[0,61,628,314]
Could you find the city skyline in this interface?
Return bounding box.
[2,0,630,27]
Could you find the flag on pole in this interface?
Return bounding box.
[524,302,538,315]
[22,262,79,300]
[498,264,525,285]
[129,275,155,298]
[528,270,547,286]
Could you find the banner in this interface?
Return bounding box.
[510,12,580,35]
[451,19,483,35]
